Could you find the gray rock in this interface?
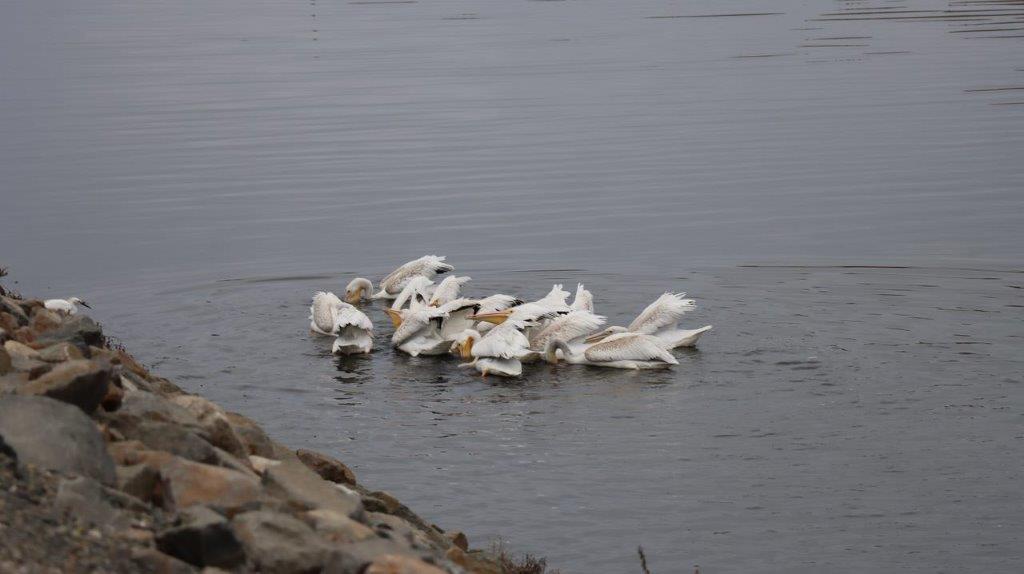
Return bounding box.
[0,297,28,326]
[119,390,205,430]
[0,347,11,375]
[36,342,84,363]
[296,448,357,486]
[170,395,248,459]
[0,395,116,485]
[263,459,364,519]
[117,420,218,464]
[322,538,432,574]
[224,411,275,458]
[17,359,111,413]
[55,476,129,529]
[232,510,329,574]
[156,506,245,569]
[116,463,161,504]
[34,314,104,347]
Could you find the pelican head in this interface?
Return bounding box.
[469,309,512,325]
[543,339,573,364]
[450,329,480,359]
[69,297,92,309]
[345,278,373,304]
[584,325,628,344]
[384,308,405,328]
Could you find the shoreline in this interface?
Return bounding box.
[0,275,550,573]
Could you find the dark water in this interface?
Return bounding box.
[2,0,1023,571]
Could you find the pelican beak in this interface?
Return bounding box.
[345,287,363,304]
[428,299,440,307]
[584,332,607,344]
[459,339,474,359]
[469,310,511,325]
[384,308,403,328]
[80,301,92,309]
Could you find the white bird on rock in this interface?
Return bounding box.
[309,292,374,354]
[585,293,712,349]
[44,297,91,315]
[545,332,678,369]
[373,255,454,300]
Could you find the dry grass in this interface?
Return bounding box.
[491,541,559,574]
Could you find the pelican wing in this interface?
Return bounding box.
[570,283,594,312]
[530,311,605,350]
[380,255,454,294]
[584,333,678,364]
[438,298,481,340]
[627,293,696,334]
[311,291,345,334]
[392,276,435,310]
[391,308,444,345]
[535,284,571,310]
[473,322,531,360]
[431,275,471,306]
[333,304,373,332]
[508,303,562,323]
[476,294,523,315]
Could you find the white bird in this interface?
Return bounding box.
[344,278,374,304]
[570,283,594,312]
[468,284,570,327]
[309,292,374,354]
[585,293,712,349]
[428,275,472,307]
[545,332,678,369]
[454,319,540,377]
[391,276,435,311]
[385,306,450,357]
[373,255,454,300]
[44,297,91,315]
[528,310,605,353]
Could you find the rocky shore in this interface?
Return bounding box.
[0,276,548,574]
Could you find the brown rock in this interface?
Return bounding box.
[4,340,40,361]
[323,539,428,574]
[365,490,402,514]
[445,547,502,574]
[304,509,376,544]
[17,359,111,413]
[0,312,19,335]
[117,463,161,504]
[248,455,281,475]
[224,411,275,458]
[364,555,447,574]
[0,297,28,326]
[296,448,357,486]
[29,308,63,334]
[140,451,261,512]
[232,510,329,574]
[108,440,148,465]
[262,459,364,519]
[365,513,439,552]
[446,531,469,552]
[101,381,125,411]
[0,347,11,375]
[130,547,198,574]
[156,506,245,569]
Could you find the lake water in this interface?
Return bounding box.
[2,0,1023,571]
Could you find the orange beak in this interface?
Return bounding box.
[459,338,474,359]
[384,308,404,328]
[469,310,511,325]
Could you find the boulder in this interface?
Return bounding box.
[37,342,84,363]
[17,359,111,413]
[304,509,376,544]
[296,448,357,486]
[0,395,116,485]
[55,476,129,530]
[117,463,161,504]
[323,539,432,574]
[364,555,448,574]
[445,547,502,574]
[170,395,247,459]
[365,513,440,552]
[140,451,261,512]
[34,314,104,347]
[156,506,245,569]
[445,531,468,552]
[0,296,28,326]
[224,412,275,458]
[29,308,63,334]
[232,510,329,574]
[129,547,198,574]
[117,420,218,464]
[119,391,204,429]
[248,455,281,475]
[262,459,363,519]
[0,347,10,375]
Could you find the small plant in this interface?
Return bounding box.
[490,541,559,574]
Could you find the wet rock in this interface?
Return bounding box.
[17,359,111,413]
[296,448,357,486]
[224,411,275,458]
[0,296,29,326]
[304,509,377,544]
[170,395,247,459]
[156,506,245,569]
[263,459,364,519]
[0,395,116,485]
[117,463,161,504]
[34,314,104,347]
[55,476,129,530]
[37,342,84,363]
[141,451,261,512]
[232,510,329,574]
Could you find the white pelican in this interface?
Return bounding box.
[435,298,482,341]
[454,319,540,377]
[309,292,374,354]
[468,284,569,328]
[344,278,374,304]
[545,333,678,369]
[44,297,91,315]
[384,307,450,357]
[391,276,435,311]
[428,275,472,307]
[570,283,594,312]
[585,293,712,349]
[528,310,605,353]
[373,255,454,299]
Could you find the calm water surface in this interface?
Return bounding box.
[2,0,1023,571]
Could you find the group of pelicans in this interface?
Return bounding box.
[309,255,712,377]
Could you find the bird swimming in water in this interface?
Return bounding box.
[373,255,454,300]
[585,293,711,349]
[309,292,373,354]
[545,332,678,370]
